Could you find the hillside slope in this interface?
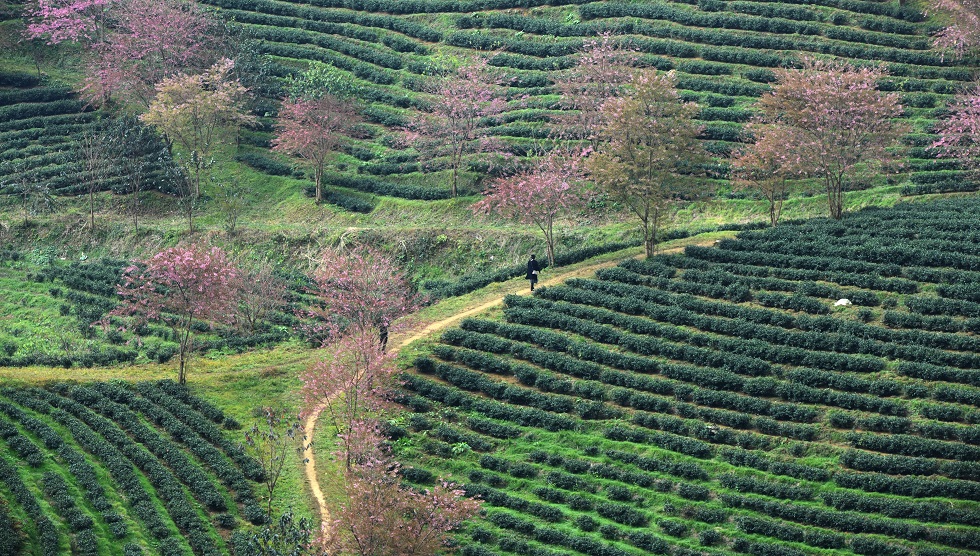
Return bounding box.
[398,196,980,556]
[2,0,979,215]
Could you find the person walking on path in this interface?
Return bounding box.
[526,254,541,291]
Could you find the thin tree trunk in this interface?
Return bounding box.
[827,174,844,220]
[545,218,556,266]
[451,164,459,198]
[178,323,193,385]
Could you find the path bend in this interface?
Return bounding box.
[301,238,722,524]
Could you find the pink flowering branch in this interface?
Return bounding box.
[756,58,906,219]
[107,243,240,384]
[272,94,362,204]
[472,147,590,265]
[413,58,510,197]
[929,0,980,59]
[932,82,980,173]
[321,428,482,555]
[300,330,397,469]
[24,0,112,45]
[552,32,639,148]
[81,0,219,107]
[301,244,420,348]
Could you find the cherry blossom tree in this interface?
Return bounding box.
[141,59,255,231]
[472,147,590,266]
[272,94,362,205]
[730,126,802,227]
[235,259,288,334]
[756,58,906,220]
[303,244,419,349]
[82,0,219,107]
[414,59,509,197]
[109,243,240,385]
[931,82,980,173]
[588,69,709,257]
[928,0,980,58]
[24,0,111,45]
[301,330,397,469]
[319,424,481,556]
[552,32,639,148]
[329,458,481,556]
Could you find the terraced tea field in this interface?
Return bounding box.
[396,197,980,556]
[3,0,980,206]
[194,0,980,196]
[0,380,265,555]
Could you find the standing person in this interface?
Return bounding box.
[526,254,541,291]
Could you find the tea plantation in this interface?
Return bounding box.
[0,253,313,369]
[0,379,266,555]
[395,197,980,556]
[3,0,980,205]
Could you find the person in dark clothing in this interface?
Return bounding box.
[526,254,541,291]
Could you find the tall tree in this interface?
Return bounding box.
[730,126,801,227]
[300,330,397,469]
[929,0,980,58]
[414,59,509,197]
[141,59,255,230]
[76,121,110,230]
[106,114,177,233]
[931,82,980,173]
[109,243,240,385]
[472,148,589,266]
[243,407,305,517]
[552,32,638,148]
[322,426,482,556]
[755,59,905,220]
[588,69,709,257]
[82,0,220,107]
[303,244,419,350]
[272,94,362,205]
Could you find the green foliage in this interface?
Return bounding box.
[0,381,268,554]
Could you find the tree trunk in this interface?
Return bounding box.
[827,175,844,220]
[451,164,459,198]
[178,324,192,385]
[89,190,96,230]
[545,218,556,266]
[641,208,661,258]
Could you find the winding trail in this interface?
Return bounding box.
[301,236,724,524]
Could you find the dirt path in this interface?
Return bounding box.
[300,253,637,523]
[300,238,721,525]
